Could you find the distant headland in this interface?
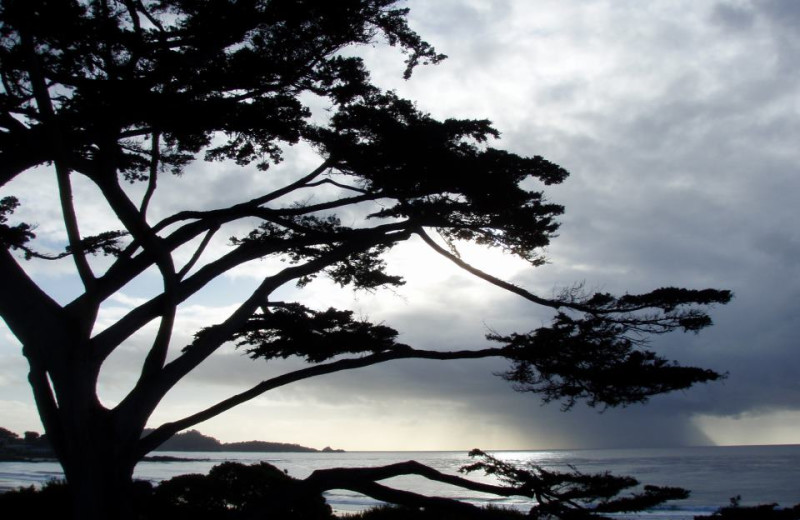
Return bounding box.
[1,426,343,461]
[150,429,345,453]
[0,427,53,461]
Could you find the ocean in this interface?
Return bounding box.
[1,445,799,518]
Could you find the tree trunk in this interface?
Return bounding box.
[65,455,136,520]
[59,424,138,520]
[38,353,143,520]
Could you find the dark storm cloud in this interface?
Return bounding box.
[757,0,800,27]
[711,3,756,31]
[176,0,800,447]
[295,0,800,446]
[276,354,716,448]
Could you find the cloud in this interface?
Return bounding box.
[2,0,800,449]
[756,0,800,28]
[290,0,800,446]
[711,3,756,31]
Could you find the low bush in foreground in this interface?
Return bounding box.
[1,462,798,519]
[346,504,525,520]
[695,496,800,520]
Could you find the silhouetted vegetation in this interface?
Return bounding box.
[347,504,526,520]
[1,426,333,461]
[0,426,54,460]
[461,449,689,519]
[0,459,685,519]
[696,496,800,520]
[148,462,332,520]
[3,460,797,519]
[0,1,731,518]
[0,480,73,519]
[0,463,331,520]
[151,428,330,453]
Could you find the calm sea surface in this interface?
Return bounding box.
[1,445,798,518]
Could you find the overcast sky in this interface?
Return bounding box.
[1,0,799,451]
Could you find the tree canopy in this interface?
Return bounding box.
[0,1,731,518]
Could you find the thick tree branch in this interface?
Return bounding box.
[55,164,96,290]
[26,362,66,461]
[158,228,412,381]
[417,227,565,310]
[0,125,53,189]
[139,131,160,217]
[153,160,333,232]
[120,228,414,435]
[90,239,289,362]
[71,216,224,314]
[137,345,505,457]
[92,222,412,362]
[0,248,66,351]
[93,162,181,385]
[80,182,376,314]
[316,480,487,517]
[418,228,730,320]
[300,462,520,518]
[133,0,165,32]
[272,193,381,216]
[85,212,294,317]
[91,237,309,361]
[304,460,524,498]
[304,177,369,194]
[177,225,218,280]
[134,305,177,388]
[0,251,69,459]
[19,25,96,290]
[153,193,379,237]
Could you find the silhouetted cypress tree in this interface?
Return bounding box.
[0,1,730,518]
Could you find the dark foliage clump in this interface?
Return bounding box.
[230,302,407,362]
[696,496,800,520]
[3,461,799,520]
[349,504,526,520]
[0,462,332,520]
[148,461,332,520]
[461,449,689,519]
[0,480,72,518]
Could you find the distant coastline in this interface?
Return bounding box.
[150,429,345,453]
[1,426,343,462]
[0,427,54,462]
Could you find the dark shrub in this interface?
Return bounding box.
[149,461,332,520]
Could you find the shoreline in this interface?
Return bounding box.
[0,454,211,464]
[2,446,798,516]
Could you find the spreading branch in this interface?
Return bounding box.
[94,173,180,385]
[137,340,497,457]
[139,131,160,217]
[121,227,414,432]
[462,449,689,518]
[18,22,96,290]
[302,463,499,519]
[0,248,66,354]
[417,226,563,310]
[152,160,333,233]
[176,225,218,280]
[91,221,412,362]
[189,454,690,520]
